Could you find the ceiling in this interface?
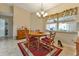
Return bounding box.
[13,3,59,13]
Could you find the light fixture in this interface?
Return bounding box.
[36,3,48,18]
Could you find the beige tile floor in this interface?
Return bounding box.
[0,38,22,56]
[59,44,76,56]
[0,38,76,56]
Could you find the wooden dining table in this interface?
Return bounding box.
[29,32,46,50]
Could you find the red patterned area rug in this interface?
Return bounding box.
[17,42,62,56]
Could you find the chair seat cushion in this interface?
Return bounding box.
[29,36,38,42]
[41,37,52,44]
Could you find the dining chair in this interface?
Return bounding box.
[41,32,56,51]
[25,31,38,48]
[49,32,56,42]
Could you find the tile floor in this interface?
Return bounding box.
[59,44,76,56]
[0,37,76,56]
[0,37,22,56]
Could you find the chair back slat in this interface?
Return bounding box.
[50,32,56,41]
[25,31,30,41]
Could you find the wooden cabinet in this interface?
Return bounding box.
[76,42,79,55]
[17,29,29,40]
[17,30,26,40]
[76,37,79,55]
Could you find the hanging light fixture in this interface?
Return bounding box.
[36,3,48,18]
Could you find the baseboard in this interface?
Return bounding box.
[13,36,17,40]
[63,43,76,49]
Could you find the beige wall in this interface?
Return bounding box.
[0,4,12,16]
[54,32,77,48]
[30,13,46,32]
[13,6,46,36]
[13,6,31,36]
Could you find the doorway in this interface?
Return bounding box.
[0,16,13,38]
[0,18,5,37]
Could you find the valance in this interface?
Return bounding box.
[45,7,78,20]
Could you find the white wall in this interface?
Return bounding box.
[13,6,31,36]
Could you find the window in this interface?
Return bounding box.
[59,23,69,31]
[46,19,57,31]
[46,16,77,32]
[46,23,57,31]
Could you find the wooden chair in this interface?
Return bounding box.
[25,31,38,48]
[49,32,56,43]
[41,32,56,51]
